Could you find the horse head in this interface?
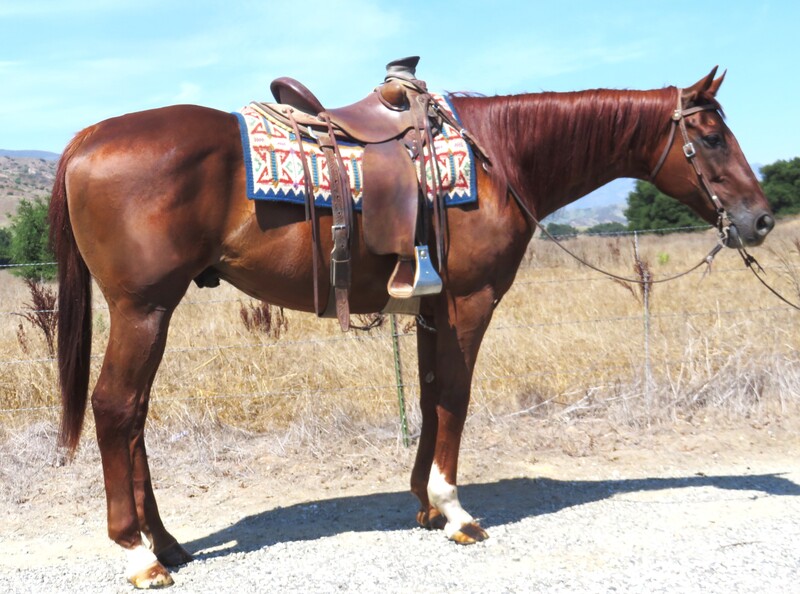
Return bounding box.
[649,67,774,247]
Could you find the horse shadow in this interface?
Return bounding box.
[180,472,800,563]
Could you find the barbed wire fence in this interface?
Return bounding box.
[1,226,798,445]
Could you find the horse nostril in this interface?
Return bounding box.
[755,213,775,236]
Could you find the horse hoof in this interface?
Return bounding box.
[128,561,174,589]
[416,509,446,530]
[156,542,194,567]
[449,522,489,545]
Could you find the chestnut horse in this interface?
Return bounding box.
[49,68,773,587]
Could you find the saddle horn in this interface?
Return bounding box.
[385,56,420,81]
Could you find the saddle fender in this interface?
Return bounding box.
[362,139,419,258]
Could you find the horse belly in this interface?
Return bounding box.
[216,206,396,314]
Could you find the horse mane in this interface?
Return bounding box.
[448,87,681,216]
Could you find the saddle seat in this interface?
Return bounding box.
[269,72,430,145]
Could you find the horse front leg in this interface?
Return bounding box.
[413,288,495,544]
[93,302,178,588]
[410,313,446,530]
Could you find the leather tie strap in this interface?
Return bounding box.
[287,110,323,317]
[418,94,448,269]
[318,114,352,331]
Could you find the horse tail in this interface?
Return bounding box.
[49,127,95,455]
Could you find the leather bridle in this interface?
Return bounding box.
[505,88,737,286]
[505,86,800,308]
[643,89,800,309]
[649,89,732,244]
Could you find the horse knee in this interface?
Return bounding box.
[107,513,142,549]
[91,388,138,433]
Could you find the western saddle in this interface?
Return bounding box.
[252,57,471,330]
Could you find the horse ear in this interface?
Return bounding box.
[708,69,727,97]
[681,66,720,104]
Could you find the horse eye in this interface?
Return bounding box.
[703,133,723,148]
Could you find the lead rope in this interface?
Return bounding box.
[507,184,725,285]
[737,246,800,311]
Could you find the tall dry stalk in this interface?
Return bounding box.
[239,300,288,338]
[14,278,57,357]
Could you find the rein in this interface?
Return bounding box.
[506,87,729,286]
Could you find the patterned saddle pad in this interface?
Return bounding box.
[234,94,477,210]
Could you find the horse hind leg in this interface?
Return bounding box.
[92,300,183,588]
[131,401,193,568]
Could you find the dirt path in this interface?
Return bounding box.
[2,416,799,592]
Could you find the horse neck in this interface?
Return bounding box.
[452,88,675,217]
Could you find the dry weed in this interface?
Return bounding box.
[239,300,288,338]
[14,278,58,356]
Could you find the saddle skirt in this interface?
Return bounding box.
[234,94,477,210]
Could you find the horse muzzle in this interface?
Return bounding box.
[724,210,775,248]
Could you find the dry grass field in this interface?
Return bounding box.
[1,217,799,446]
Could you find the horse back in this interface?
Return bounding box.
[61,104,531,314]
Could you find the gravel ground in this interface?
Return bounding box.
[2,417,799,593]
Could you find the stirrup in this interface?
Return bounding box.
[387,246,442,298]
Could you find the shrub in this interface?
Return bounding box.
[7,196,55,280]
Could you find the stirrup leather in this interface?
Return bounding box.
[387,246,442,298]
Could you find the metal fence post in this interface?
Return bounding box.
[634,231,652,419]
[390,314,410,447]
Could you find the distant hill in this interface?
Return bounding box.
[543,203,627,230]
[572,178,634,209]
[541,178,632,229]
[0,155,58,226]
[0,149,60,161]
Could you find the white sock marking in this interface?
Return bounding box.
[125,543,158,579]
[428,463,474,538]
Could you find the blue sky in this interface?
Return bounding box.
[2,0,798,195]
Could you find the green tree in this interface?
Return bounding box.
[0,227,11,265]
[544,222,579,238]
[8,196,56,280]
[585,222,628,235]
[760,157,800,216]
[623,180,705,231]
